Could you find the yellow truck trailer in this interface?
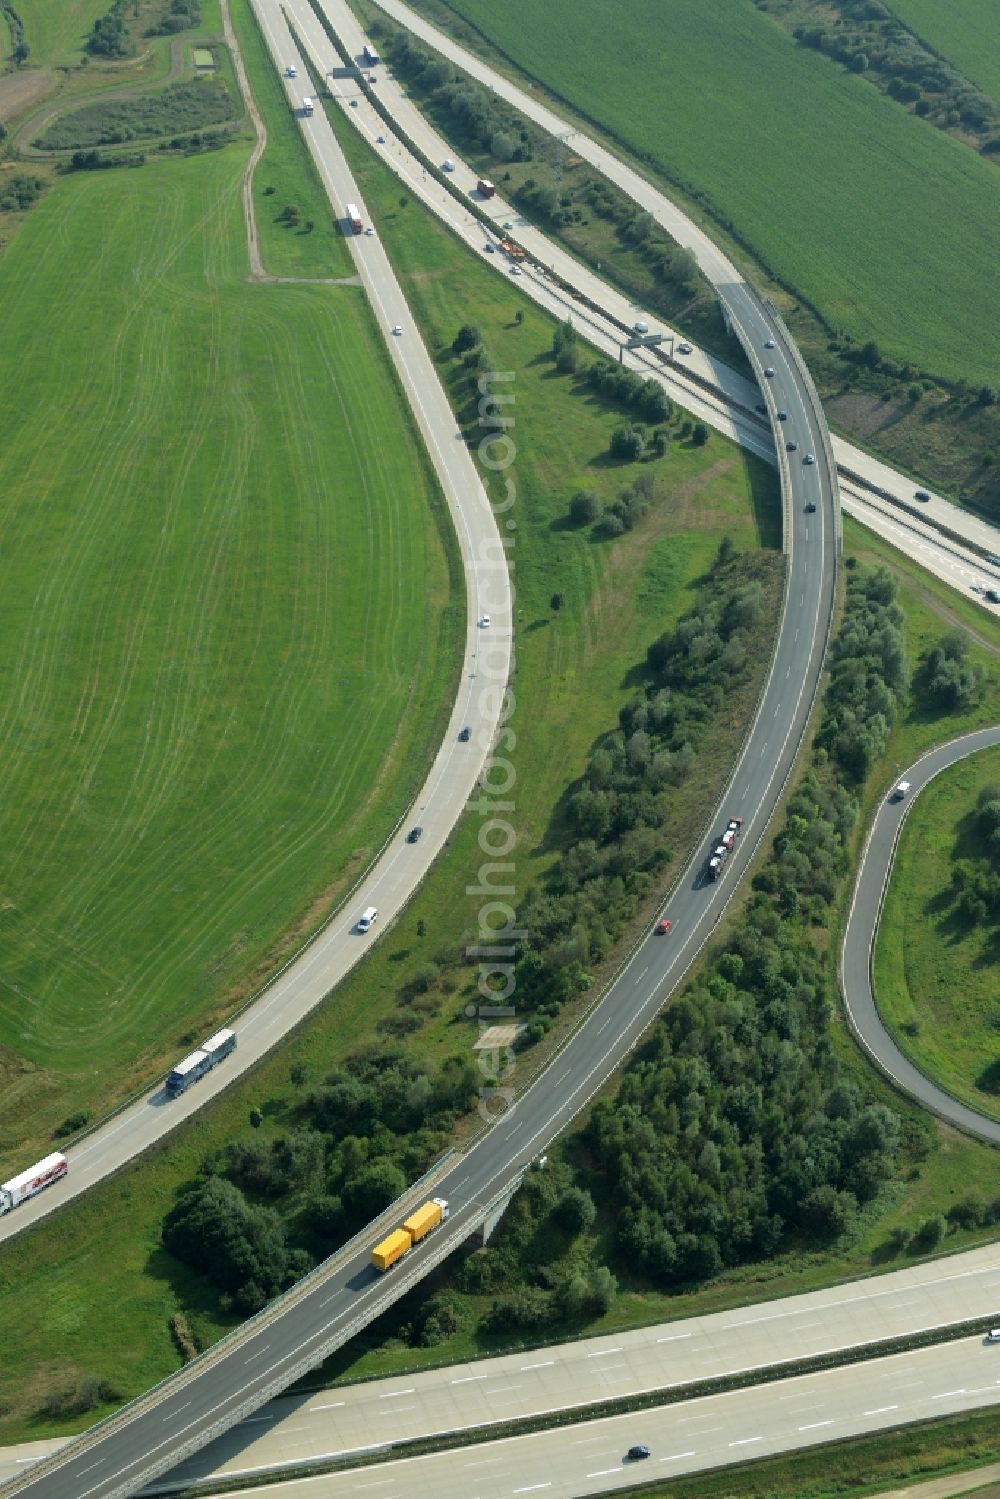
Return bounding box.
[371,1197,450,1272]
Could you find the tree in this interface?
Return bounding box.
[550,593,565,613]
[555,1186,596,1233]
[691,422,709,447]
[416,918,428,940]
[490,130,515,161]
[343,1158,406,1220]
[610,424,645,461]
[452,323,480,354]
[569,489,601,525]
[249,1107,263,1128]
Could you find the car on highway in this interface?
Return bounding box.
[777,409,787,420]
[503,220,514,229]
[764,366,775,377]
[655,917,672,934]
[511,265,522,275]
[677,341,692,354]
[376,133,386,143]
[286,64,297,77]
[458,726,471,741]
[442,159,455,171]
[365,227,374,236]
[891,781,911,801]
[356,906,378,933]
[633,320,649,333]
[406,826,423,843]
[626,1445,651,1461]
[804,453,816,465]
[986,553,1000,566]
[350,99,358,107]
[392,324,402,335]
[986,1328,1000,1343]
[787,440,798,451]
[484,242,496,252]
[915,489,931,502]
[987,589,1000,604]
[479,614,491,627]
[805,500,817,512]
[764,337,775,348]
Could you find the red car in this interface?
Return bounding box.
[656,918,672,934]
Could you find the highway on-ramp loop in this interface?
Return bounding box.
[843,727,1000,1143]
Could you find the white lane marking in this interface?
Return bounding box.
[597,1014,613,1034]
[164,1401,191,1421]
[660,1451,696,1463]
[589,1347,624,1358]
[244,1346,269,1363]
[240,1415,275,1424]
[520,1360,555,1370]
[730,1436,763,1447]
[512,1486,551,1494]
[380,1388,416,1398]
[798,1420,834,1431]
[452,1374,489,1384]
[863,1405,899,1415]
[931,1388,967,1400]
[79,1462,103,1475]
[465,1457,503,1467]
[486,1384,516,1394]
[637,965,649,980]
[657,1332,692,1343]
[587,1469,623,1478]
[310,1402,346,1411]
[319,1292,340,1307]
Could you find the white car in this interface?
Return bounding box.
[764,337,775,349]
[985,1328,1000,1343]
[286,64,297,77]
[442,159,455,171]
[511,265,522,275]
[365,227,374,236]
[633,320,649,334]
[391,324,402,336]
[479,614,491,628]
[503,220,514,230]
[677,341,692,354]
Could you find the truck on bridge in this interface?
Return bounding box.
[372,1197,450,1271]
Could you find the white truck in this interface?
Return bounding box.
[0,1152,68,1214]
[708,816,743,881]
[301,97,315,116]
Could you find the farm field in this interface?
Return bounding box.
[405,0,1000,386]
[18,0,114,66]
[886,0,1000,107]
[874,745,1000,1123]
[0,142,459,1169]
[0,83,782,1438]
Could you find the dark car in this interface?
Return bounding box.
[987,589,1000,604]
[406,826,423,843]
[626,1445,651,1461]
[655,917,672,934]
[805,500,817,512]
[764,367,775,378]
[458,726,472,742]
[786,440,798,451]
[755,403,767,415]
[777,409,788,421]
[915,489,931,502]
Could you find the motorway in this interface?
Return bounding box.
[328,0,1000,603]
[162,1335,1000,1499]
[843,727,1000,1143]
[1,0,839,1487]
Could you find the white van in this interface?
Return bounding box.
[286,64,297,77]
[357,906,378,933]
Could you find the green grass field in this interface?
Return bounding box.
[0,143,459,1169]
[886,0,1000,107]
[874,746,1000,1122]
[19,0,114,65]
[408,0,1000,386]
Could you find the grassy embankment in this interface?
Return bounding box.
[885,0,1000,105]
[0,130,456,1169]
[874,745,1000,1122]
[0,41,780,1437]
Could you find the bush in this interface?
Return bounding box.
[555,1186,597,1234]
[913,1213,947,1250]
[569,489,601,526]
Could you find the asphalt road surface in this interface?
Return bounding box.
[160,1337,1000,1499]
[842,727,1000,1143]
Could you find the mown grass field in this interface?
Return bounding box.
[229,0,354,278]
[19,0,114,66]
[0,77,780,1438]
[407,0,1000,386]
[0,142,459,1169]
[886,0,1000,107]
[874,746,1000,1122]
